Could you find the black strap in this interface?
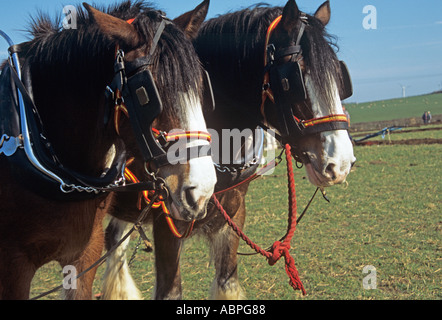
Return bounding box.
[274,45,301,61]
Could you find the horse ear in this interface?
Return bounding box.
[83,2,140,48]
[173,0,210,39]
[314,1,331,26]
[281,0,301,33]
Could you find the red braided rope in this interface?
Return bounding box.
[211,144,306,295]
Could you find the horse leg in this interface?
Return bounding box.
[209,188,248,300]
[153,211,183,300]
[59,209,106,300]
[101,217,142,300]
[0,251,36,300]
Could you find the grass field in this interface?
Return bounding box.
[30,124,442,300]
[345,92,442,124]
[29,93,442,300]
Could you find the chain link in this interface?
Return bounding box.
[213,156,259,174]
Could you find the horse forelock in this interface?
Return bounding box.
[300,15,342,114]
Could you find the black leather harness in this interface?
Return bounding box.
[0,18,214,199]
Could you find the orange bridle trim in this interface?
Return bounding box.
[151,128,212,143]
[261,15,282,115]
[300,114,349,127]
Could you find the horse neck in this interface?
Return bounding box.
[26,45,116,176]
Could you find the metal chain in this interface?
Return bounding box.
[213,156,259,173]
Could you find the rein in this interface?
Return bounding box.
[212,144,306,295]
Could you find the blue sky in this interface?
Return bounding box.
[1,0,441,103]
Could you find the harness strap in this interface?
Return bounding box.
[295,114,349,136]
[6,57,127,194]
[124,158,195,239]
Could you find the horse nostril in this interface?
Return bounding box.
[351,159,356,168]
[325,163,337,180]
[184,187,198,209]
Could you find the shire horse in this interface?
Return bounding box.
[0,1,216,299]
[103,0,356,299]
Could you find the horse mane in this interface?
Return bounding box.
[24,0,202,118]
[195,4,341,107]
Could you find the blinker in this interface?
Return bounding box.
[122,67,167,165]
[339,61,353,101]
[269,60,307,105]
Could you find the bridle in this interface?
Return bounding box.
[108,17,213,170]
[260,13,352,147]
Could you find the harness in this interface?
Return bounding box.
[1,30,127,199]
[260,13,353,145]
[0,18,214,200]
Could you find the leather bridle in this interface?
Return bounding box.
[260,13,351,145]
[108,17,213,170]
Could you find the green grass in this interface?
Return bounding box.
[30,127,442,300]
[345,93,442,123]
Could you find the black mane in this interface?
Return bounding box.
[195,4,341,110]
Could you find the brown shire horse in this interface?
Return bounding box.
[102,0,356,299]
[0,1,215,299]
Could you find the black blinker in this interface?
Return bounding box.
[123,68,167,165]
[339,60,353,100]
[269,60,307,105]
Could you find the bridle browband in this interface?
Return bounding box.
[260,13,351,144]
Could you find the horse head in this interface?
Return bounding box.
[85,1,216,222]
[263,0,356,187]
